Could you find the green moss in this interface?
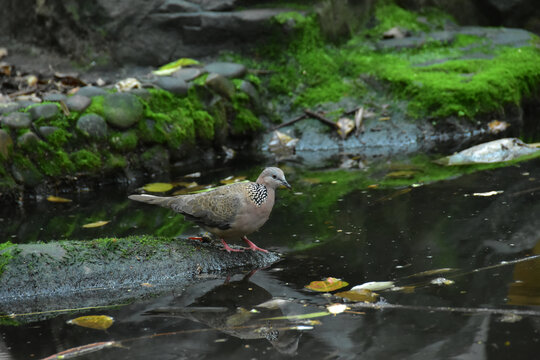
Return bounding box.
[45,128,72,148]
[193,110,215,141]
[71,149,102,172]
[104,152,127,170]
[84,96,105,116]
[109,130,138,152]
[231,94,262,135]
[0,241,16,277]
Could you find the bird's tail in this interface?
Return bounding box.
[128,194,174,208]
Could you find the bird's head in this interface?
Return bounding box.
[258,167,291,190]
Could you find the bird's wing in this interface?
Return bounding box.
[168,188,244,230]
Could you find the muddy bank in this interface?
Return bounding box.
[0,236,280,322]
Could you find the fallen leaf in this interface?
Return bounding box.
[152,58,200,76]
[268,130,298,158]
[82,220,110,228]
[470,190,504,197]
[409,268,455,277]
[379,117,391,121]
[488,120,510,134]
[67,315,114,330]
[184,172,201,178]
[141,283,153,287]
[305,277,349,292]
[383,26,406,39]
[354,107,364,135]
[385,170,418,179]
[42,341,118,360]
[46,195,72,203]
[336,117,355,139]
[142,182,174,192]
[326,303,348,315]
[351,281,395,291]
[336,289,379,302]
[256,299,290,309]
[263,311,331,321]
[115,77,141,92]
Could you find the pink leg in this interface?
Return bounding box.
[189,236,203,241]
[242,236,269,253]
[221,239,244,253]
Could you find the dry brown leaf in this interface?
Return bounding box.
[336,117,355,139]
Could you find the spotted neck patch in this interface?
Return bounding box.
[248,183,268,207]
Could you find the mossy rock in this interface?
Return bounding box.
[0,129,13,161]
[11,155,43,187]
[103,93,143,129]
[109,130,138,152]
[71,149,102,173]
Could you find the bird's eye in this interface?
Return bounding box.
[272,175,277,179]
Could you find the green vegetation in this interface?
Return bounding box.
[0,241,16,277]
[247,3,540,119]
[71,149,102,172]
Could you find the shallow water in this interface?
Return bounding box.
[1,157,540,359]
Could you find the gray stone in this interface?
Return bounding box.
[239,80,260,105]
[28,104,59,121]
[199,0,237,11]
[205,73,235,99]
[130,88,151,101]
[17,132,40,148]
[0,129,13,161]
[77,114,108,139]
[38,126,60,139]
[172,68,204,82]
[141,146,170,175]
[204,62,247,78]
[65,95,92,112]
[155,76,189,96]
[0,102,23,115]
[76,86,107,98]
[1,112,32,129]
[11,161,43,187]
[157,0,201,13]
[42,93,67,102]
[103,93,143,129]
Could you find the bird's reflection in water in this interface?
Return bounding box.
[145,270,303,355]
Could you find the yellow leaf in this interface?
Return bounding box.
[142,182,174,192]
[305,277,349,292]
[82,220,110,228]
[67,315,114,330]
[47,195,72,203]
[336,289,379,302]
[152,58,200,76]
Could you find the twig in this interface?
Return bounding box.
[304,109,339,129]
[272,114,307,131]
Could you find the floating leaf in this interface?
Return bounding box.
[430,277,455,286]
[470,190,504,197]
[152,58,200,76]
[385,170,419,179]
[409,268,455,277]
[184,172,201,178]
[82,220,110,229]
[142,182,174,193]
[336,289,379,302]
[47,195,72,203]
[256,299,290,309]
[305,277,349,292]
[42,341,119,360]
[351,281,395,291]
[220,175,247,185]
[435,138,540,166]
[67,315,114,330]
[336,117,355,139]
[263,311,331,321]
[326,303,348,315]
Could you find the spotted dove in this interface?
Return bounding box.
[129,167,291,253]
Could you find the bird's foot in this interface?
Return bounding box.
[221,239,244,253]
[242,237,269,253]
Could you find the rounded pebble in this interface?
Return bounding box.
[103,93,143,129]
[205,73,235,99]
[172,68,204,82]
[155,76,189,96]
[76,85,108,97]
[28,104,59,121]
[77,114,108,139]
[42,93,67,102]
[65,95,92,112]
[1,112,32,129]
[204,62,247,78]
[17,131,40,148]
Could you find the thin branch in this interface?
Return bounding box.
[271,114,307,131]
[304,109,339,129]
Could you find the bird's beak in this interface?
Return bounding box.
[281,180,292,189]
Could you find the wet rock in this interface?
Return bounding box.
[205,73,235,99]
[28,103,59,121]
[239,80,260,105]
[77,114,108,139]
[172,67,204,82]
[17,131,40,148]
[157,0,201,12]
[42,93,67,102]
[0,129,13,160]
[76,85,108,98]
[154,76,189,96]
[65,95,91,112]
[103,93,143,129]
[0,102,23,115]
[38,126,60,139]
[129,88,151,101]
[1,112,32,129]
[11,160,43,187]
[204,62,247,78]
[141,145,170,175]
